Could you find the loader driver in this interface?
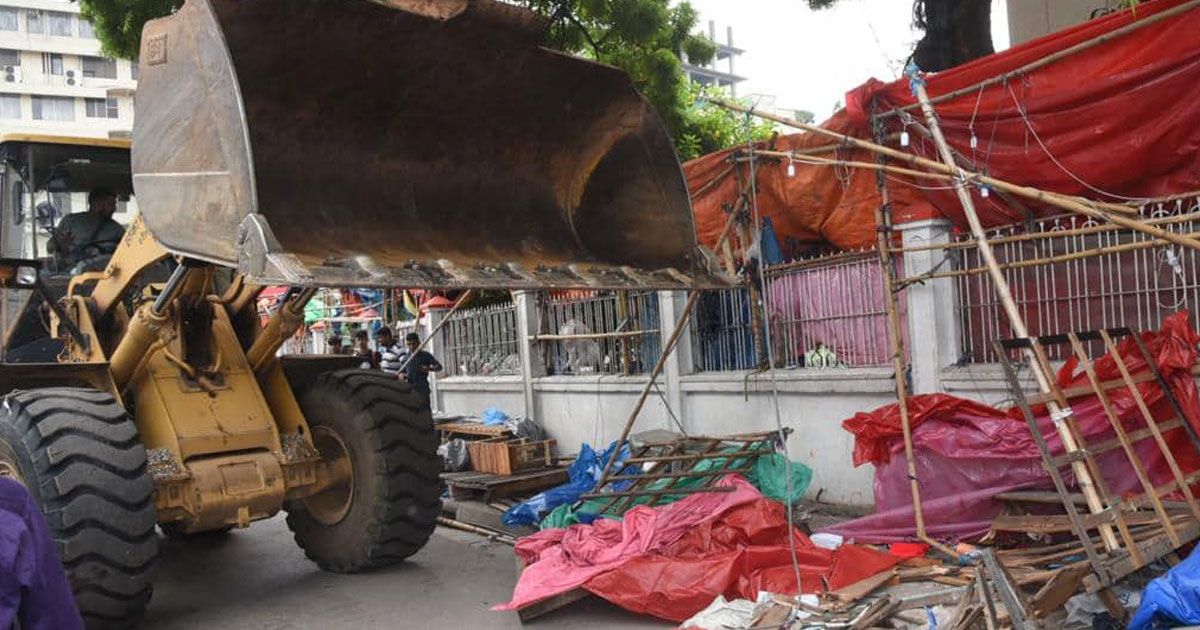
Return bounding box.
[48,188,125,273]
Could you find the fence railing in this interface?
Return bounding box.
[956,198,1200,363]
[691,288,760,372]
[441,302,521,376]
[690,254,897,372]
[766,253,896,369]
[537,291,661,375]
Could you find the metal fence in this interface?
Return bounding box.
[956,198,1200,362]
[441,302,521,376]
[689,254,897,372]
[691,288,760,372]
[538,291,661,375]
[766,253,896,368]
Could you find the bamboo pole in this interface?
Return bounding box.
[897,231,1200,285]
[867,109,957,559]
[897,211,1200,255]
[594,290,702,487]
[876,0,1200,120]
[908,70,1121,551]
[528,329,659,342]
[711,100,1200,256]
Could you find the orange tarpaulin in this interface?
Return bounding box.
[686,0,1200,256]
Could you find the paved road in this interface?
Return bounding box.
[142,515,663,629]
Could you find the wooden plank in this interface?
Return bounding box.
[1023,371,1156,407]
[516,588,591,622]
[1085,521,1200,592]
[980,549,1033,629]
[1066,332,1180,548]
[1029,564,1090,618]
[993,510,1184,534]
[829,569,896,606]
[1051,419,1184,468]
[435,421,511,438]
[997,491,1090,506]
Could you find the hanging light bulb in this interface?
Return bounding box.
[970,134,978,150]
[980,186,990,199]
[786,156,796,178]
[900,130,910,147]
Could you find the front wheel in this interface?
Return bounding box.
[0,387,158,629]
[285,370,441,572]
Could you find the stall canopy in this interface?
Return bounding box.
[685,0,1200,256]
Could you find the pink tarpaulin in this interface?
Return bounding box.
[496,476,900,622]
[826,311,1200,543]
[767,259,903,367]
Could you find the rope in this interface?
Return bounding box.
[1006,82,1150,202]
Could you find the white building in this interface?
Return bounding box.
[0,0,136,139]
[682,20,746,95]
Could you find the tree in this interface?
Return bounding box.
[806,0,993,72]
[675,85,776,161]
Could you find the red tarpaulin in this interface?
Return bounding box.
[495,476,900,622]
[826,311,1200,542]
[686,0,1200,255]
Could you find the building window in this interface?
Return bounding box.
[31,96,74,121]
[0,8,17,32]
[42,53,64,76]
[129,61,138,81]
[0,93,19,120]
[79,18,95,39]
[84,97,118,119]
[0,49,18,68]
[27,11,73,37]
[81,57,117,79]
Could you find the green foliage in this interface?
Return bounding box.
[77,0,180,60]
[675,85,776,162]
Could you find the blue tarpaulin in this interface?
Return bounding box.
[502,441,632,527]
[1130,545,1200,629]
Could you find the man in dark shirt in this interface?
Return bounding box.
[400,332,441,406]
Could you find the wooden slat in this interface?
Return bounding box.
[1023,371,1156,407]
[1050,419,1183,468]
[1100,329,1200,525]
[1066,332,1179,547]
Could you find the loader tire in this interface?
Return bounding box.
[0,387,157,629]
[286,370,440,573]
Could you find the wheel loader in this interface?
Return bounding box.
[0,0,723,627]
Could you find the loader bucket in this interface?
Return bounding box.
[131,0,728,289]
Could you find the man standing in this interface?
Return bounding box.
[48,187,125,272]
[351,329,378,369]
[375,327,405,375]
[400,332,442,406]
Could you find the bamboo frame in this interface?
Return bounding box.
[528,329,659,342]
[866,104,958,559]
[907,74,1121,550]
[713,99,1200,256]
[896,230,1200,286]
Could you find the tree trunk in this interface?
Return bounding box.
[912,0,994,72]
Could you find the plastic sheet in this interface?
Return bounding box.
[828,311,1200,542]
[1130,546,1200,629]
[501,441,631,527]
[686,0,1200,253]
[496,476,900,622]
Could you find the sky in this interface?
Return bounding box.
[682,0,1012,121]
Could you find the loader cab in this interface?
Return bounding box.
[0,134,135,360]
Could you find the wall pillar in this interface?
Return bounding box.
[657,290,693,433]
[512,291,545,419]
[897,219,961,394]
[423,306,448,413]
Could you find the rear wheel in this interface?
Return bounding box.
[0,387,158,629]
[285,370,440,572]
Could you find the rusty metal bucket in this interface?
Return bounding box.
[131,0,727,289]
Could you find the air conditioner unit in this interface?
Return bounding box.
[3,66,20,83]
